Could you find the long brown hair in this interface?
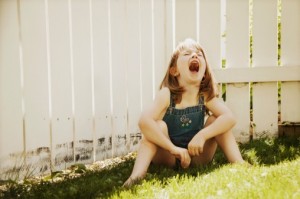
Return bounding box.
[160,38,217,103]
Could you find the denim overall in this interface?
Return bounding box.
[163,95,206,149]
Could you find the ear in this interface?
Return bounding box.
[169,67,179,77]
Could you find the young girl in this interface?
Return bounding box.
[123,38,244,187]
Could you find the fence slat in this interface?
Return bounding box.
[19,0,51,175]
[199,0,221,70]
[70,0,93,163]
[225,0,250,143]
[175,0,197,43]
[47,0,74,171]
[126,0,142,152]
[281,0,300,122]
[154,0,167,92]
[0,0,24,179]
[252,0,278,138]
[140,0,154,109]
[165,0,174,62]
[92,0,112,161]
[110,0,128,157]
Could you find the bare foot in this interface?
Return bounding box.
[122,176,143,188]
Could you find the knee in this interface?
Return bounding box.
[139,137,157,151]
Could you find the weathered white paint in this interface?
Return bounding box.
[126,0,142,152]
[110,0,128,157]
[0,0,24,177]
[70,0,94,163]
[19,0,51,175]
[252,0,278,138]
[225,0,250,143]
[281,0,300,123]
[91,0,112,161]
[47,0,74,170]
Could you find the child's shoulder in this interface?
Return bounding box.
[158,87,171,99]
[156,87,171,105]
[159,87,171,95]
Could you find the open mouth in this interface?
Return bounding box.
[189,61,199,72]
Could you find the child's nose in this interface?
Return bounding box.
[191,53,198,58]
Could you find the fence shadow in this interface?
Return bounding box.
[1,136,299,199]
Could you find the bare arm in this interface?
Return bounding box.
[138,87,177,152]
[188,97,236,156]
[200,97,236,140]
[138,87,191,167]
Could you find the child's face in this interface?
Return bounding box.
[175,46,206,87]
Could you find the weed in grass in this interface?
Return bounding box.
[1,156,37,183]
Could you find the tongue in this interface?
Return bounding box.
[189,62,199,72]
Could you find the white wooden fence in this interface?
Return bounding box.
[1,0,299,180]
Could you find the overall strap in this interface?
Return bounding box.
[170,94,175,108]
[199,95,205,105]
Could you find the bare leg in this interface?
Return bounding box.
[191,116,218,166]
[192,115,244,166]
[214,128,244,163]
[123,121,175,187]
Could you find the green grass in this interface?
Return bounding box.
[1,136,300,199]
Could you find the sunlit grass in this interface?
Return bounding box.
[115,160,300,199]
[1,137,299,199]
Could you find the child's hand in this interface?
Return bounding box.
[170,147,191,168]
[187,133,206,156]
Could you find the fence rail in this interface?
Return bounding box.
[0,0,299,180]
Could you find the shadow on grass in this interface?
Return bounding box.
[1,136,299,199]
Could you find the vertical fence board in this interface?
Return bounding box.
[71,0,93,163]
[281,0,300,122]
[252,0,278,138]
[153,0,167,92]
[165,0,174,63]
[175,0,197,43]
[281,82,300,122]
[0,0,24,179]
[92,0,112,161]
[225,0,250,142]
[110,0,128,157]
[140,0,154,109]
[47,0,74,170]
[199,0,221,70]
[19,0,51,175]
[126,0,142,152]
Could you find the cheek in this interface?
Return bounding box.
[200,64,206,75]
[176,58,185,67]
[176,60,186,72]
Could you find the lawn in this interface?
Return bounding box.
[1,136,299,199]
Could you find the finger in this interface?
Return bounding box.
[180,154,187,168]
[193,148,199,156]
[181,156,189,168]
[188,148,193,156]
[199,147,203,153]
[195,148,200,156]
[188,146,196,156]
